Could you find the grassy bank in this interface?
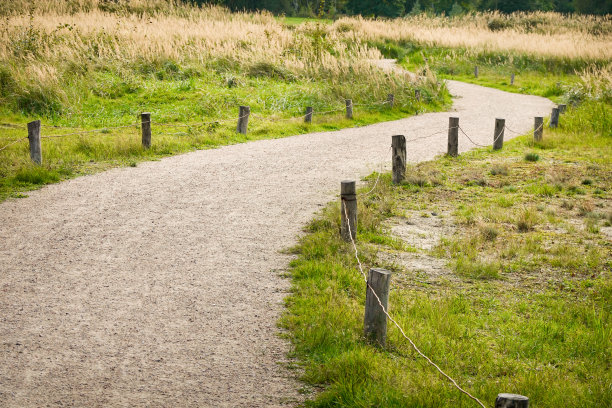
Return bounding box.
[282,95,611,406]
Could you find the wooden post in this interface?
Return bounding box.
[493,118,505,150]
[447,117,459,157]
[474,66,479,78]
[558,104,567,114]
[305,107,313,124]
[387,93,394,108]
[495,393,529,408]
[415,89,421,102]
[237,105,250,134]
[392,135,406,184]
[141,112,151,149]
[534,117,543,142]
[510,73,515,85]
[27,120,42,164]
[364,268,392,347]
[550,107,560,128]
[345,99,353,119]
[340,180,357,242]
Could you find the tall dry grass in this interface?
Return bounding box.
[332,12,612,63]
[2,2,427,116]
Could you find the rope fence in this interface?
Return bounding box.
[342,201,488,408]
[0,95,410,157]
[337,110,556,406]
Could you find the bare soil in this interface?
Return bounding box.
[0,79,554,407]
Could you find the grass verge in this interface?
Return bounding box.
[282,99,611,407]
[0,66,449,201]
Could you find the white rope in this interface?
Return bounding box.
[342,202,487,408]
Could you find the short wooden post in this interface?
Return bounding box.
[387,93,394,108]
[415,89,421,102]
[495,393,529,408]
[27,120,42,164]
[558,104,566,114]
[474,66,479,78]
[345,99,353,119]
[364,268,392,347]
[392,135,406,184]
[534,117,543,142]
[550,107,560,128]
[493,118,505,150]
[237,105,250,134]
[510,73,515,85]
[305,107,313,123]
[447,117,459,157]
[141,112,151,149]
[340,180,357,242]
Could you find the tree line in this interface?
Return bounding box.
[195,0,611,16]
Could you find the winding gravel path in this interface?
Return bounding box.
[0,80,553,407]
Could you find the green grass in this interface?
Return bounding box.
[387,42,596,103]
[279,17,333,26]
[0,62,450,201]
[283,99,611,407]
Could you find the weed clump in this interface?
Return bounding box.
[490,163,509,176]
[516,207,540,232]
[525,152,540,162]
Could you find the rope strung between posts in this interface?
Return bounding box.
[41,123,141,139]
[342,202,487,408]
[0,137,27,152]
[459,125,504,148]
[362,127,457,197]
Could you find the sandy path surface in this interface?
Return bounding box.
[0,80,553,407]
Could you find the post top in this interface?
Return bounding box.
[497,393,529,401]
[340,180,357,195]
[340,180,356,195]
[370,268,392,275]
[496,118,505,121]
[141,112,151,115]
[27,119,41,126]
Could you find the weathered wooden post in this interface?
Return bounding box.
[415,89,421,102]
[550,107,560,128]
[141,112,151,149]
[534,117,543,142]
[27,120,42,164]
[510,73,515,85]
[345,99,353,119]
[340,180,357,242]
[495,393,529,408]
[364,268,392,347]
[474,66,479,78]
[493,118,505,150]
[558,104,567,114]
[447,117,459,157]
[387,93,394,108]
[392,135,406,184]
[305,107,313,124]
[237,105,250,134]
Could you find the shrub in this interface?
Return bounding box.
[525,152,540,162]
[248,62,296,81]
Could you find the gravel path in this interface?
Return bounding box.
[0,79,553,407]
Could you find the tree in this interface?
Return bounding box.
[409,0,422,14]
[449,1,463,15]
